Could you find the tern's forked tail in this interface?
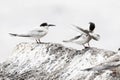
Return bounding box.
[9,33,18,36]
[9,33,31,37]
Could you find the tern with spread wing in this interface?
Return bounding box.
[9,22,55,43]
[63,22,100,48]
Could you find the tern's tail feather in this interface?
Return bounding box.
[9,33,31,37]
[9,33,18,36]
[63,35,82,43]
[63,40,71,43]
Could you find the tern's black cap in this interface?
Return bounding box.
[40,22,55,27]
[89,22,95,31]
[118,48,120,51]
[40,23,48,26]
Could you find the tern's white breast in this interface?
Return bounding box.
[72,33,91,45]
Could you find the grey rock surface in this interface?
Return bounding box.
[0,42,120,80]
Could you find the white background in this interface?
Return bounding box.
[0,0,120,62]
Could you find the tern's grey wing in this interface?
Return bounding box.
[63,35,82,42]
[30,30,44,33]
[36,30,44,32]
[29,30,44,35]
[91,34,100,41]
[72,25,89,34]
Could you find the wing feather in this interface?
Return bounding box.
[63,35,82,42]
[72,25,89,34]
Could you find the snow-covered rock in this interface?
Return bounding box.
[0,42,120,80]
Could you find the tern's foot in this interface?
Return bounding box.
[37,42,47,44]
[36,42,41,44]
[37,42,42,44]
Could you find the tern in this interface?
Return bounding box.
[9,22,55,43]
[63,22,100,48]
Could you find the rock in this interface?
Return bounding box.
[0,42,119,80]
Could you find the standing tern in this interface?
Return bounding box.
[63,22,100,48]
[9,22,55,43]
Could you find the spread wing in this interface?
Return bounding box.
[63,35,82,42]
[72,24,89,34]
[90,34,100,41]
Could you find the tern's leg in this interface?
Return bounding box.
[83,44,86,48]
[36,39,39,44]
[38,39,41,44]
[88,42,90,47]
[83,44,89,49]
